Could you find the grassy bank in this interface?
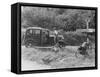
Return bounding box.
[63,32,95,46]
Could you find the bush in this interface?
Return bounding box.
[63,32,95,46]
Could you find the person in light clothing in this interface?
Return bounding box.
[78,38,90,56]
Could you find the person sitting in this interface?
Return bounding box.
[78,40,90,56]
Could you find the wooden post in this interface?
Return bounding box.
[86,19,90,42]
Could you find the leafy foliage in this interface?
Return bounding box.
[21,6,95,31]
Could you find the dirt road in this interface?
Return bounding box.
[21,46,95,70]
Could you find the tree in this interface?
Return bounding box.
[21,6,95,31]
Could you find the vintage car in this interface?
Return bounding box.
[24,27,55,47]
